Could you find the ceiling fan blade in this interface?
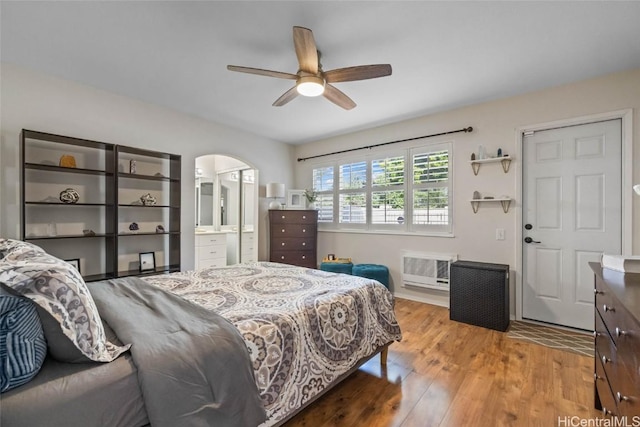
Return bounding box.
[227,65,297,80]
[293,26,318,74]
[324,64,392,83]
[272,86,299,107]
[323,84,356,110]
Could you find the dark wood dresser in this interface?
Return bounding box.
[269,210,318,269]
[591,262,640,418]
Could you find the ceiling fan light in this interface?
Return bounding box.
[297,76,325,97]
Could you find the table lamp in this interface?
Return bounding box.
[266,183,285,209]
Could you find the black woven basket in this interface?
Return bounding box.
[449,260,510,332]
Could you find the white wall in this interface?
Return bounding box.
[0,63,295,267]
[294,68,640,310]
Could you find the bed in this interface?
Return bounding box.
[0,239,402,427]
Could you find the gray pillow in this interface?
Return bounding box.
[0,239,130,363]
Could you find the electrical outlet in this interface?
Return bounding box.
[496,228,505,240]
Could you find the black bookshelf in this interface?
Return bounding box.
[20,130,181,281]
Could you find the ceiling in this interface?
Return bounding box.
[2,1,640,145]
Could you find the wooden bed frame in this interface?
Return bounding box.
[273,343,390,426]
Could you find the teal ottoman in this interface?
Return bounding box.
[353,264,389,289]
[320,262,353,275]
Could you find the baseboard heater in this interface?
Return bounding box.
[402,252,458,291]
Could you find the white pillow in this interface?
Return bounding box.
[0,239,130,363]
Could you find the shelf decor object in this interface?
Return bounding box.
[286,190,306,209]
[470,156,513,175]
[65,258,80,272]
[59,188,80,204]
[140,193,157,206]
[139,252,156,271]
[20,129,181,281]
[59,155,77,168]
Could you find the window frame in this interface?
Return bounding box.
[309,141,454,236]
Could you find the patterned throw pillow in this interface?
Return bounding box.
[0,289,47,392]
[0,239,130,363]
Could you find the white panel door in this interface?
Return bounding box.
[522,119,621,330]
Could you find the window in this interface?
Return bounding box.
[311,142,452,235]
[372,156,405,225]
[339,162,366,224]
[411,148,451,231]
[312,166,334,222]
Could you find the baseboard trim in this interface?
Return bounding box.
[393,290,450,308]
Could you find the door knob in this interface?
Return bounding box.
[524,237,541,244]
[525,224,533,230]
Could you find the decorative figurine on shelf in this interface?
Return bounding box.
[140,193,157,206]
[129,160,137,174]
[473,191,481,200]
[470,153,476,161]
[59,155,77,168]
[497,148,503,157]
[82,229,96,236]
[156,225,165,233]
[59,188,80,204]
[129,222,139,232]
[478,145,486,160]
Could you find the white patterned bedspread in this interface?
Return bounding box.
[142,262,402,426]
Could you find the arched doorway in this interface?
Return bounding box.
[195,154,258,266]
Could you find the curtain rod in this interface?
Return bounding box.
[297,126,473,162]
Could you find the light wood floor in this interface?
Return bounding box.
[284,298,599,426]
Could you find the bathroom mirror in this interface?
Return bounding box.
[195,176,214,226]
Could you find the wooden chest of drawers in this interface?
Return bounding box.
[269,210,317,269]
[591,262,640,418]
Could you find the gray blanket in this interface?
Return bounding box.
[88,277,266,427]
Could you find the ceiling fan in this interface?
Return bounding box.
[227,26,392,110]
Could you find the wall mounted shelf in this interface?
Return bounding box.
[470,157,513,175]
[469,197,512,214]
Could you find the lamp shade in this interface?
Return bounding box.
[266,183,285,199]
[297,76,325,97]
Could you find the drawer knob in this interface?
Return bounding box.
[281,215,286,219]
[302,242,306,246]
[594,289,603,295]
[593,331,600,338]
[302,229,306,233]
[615,327,627,337]
[282,229,286,233]
[603,304,615,312]
[302,256,306,259]
[302,215,306,219]
[281,256,285,260]
[602,355,611,364]
[602,407,613,416]
[616,392,630,403]
[594,373,602,381]
[281,242,285,246]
